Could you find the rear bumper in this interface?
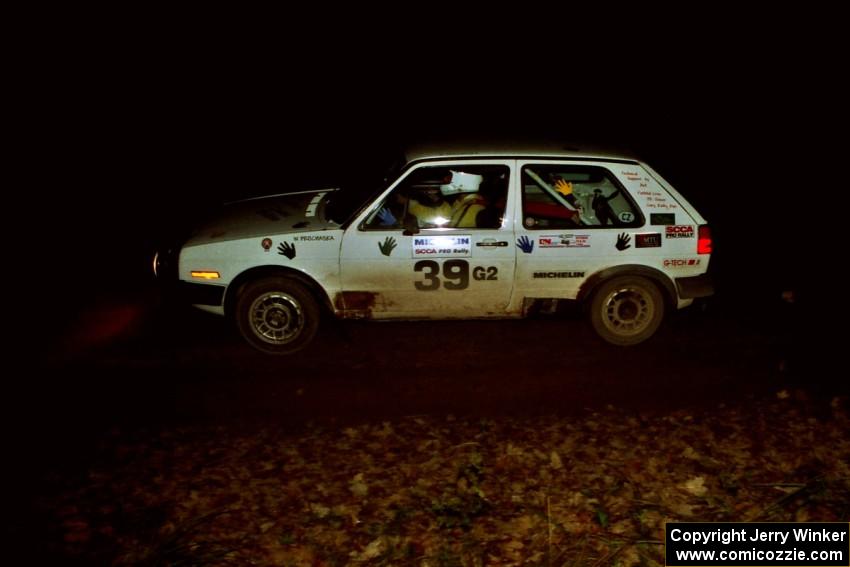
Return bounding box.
[675,273,714,299]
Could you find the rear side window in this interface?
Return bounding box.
[521,164,643,229]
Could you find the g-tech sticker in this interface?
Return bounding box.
[277,241,296,259]
[635,233,662,248]
[539,234,590,248]
[412,235,471,258]
[665,225,694,239]
[663,258,701,267]
[378,237,397,257]
[261,238,272,251]
[304,192,327,218]
[650,213,676,225]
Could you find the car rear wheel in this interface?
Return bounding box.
[589,275,664,346]
[235,277,319,354]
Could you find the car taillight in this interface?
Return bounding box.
[697,225,712,254]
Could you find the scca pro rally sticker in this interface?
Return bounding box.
[412,235,471,258]
[665,225,694,239]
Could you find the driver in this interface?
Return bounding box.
[408,186,452,228]
[440,170,486,228]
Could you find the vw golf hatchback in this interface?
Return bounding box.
[156,143,713,354]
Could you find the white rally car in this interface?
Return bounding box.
[156,143,713,354]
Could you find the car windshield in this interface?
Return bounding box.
[324,154,406,225]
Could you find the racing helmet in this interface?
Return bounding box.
[440,170,483,196]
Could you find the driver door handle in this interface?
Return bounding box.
[476,239,508,247]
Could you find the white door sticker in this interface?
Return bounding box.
[412,235,472,258]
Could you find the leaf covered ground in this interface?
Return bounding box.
[38,391,849,566]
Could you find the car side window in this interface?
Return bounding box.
[362,164,509,230]
[521,164,642,229]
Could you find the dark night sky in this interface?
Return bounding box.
[22,16,841,327]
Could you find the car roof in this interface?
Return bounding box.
[403,140,639,164]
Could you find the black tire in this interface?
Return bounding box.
[589,275,664,346]
[234,277,320,355]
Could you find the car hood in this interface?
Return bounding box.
[184,190,340,246]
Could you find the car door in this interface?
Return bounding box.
[338,160,516,318]
[514,160,645,301]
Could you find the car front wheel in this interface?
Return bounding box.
[235,277,319,354]
[589,275,664,346]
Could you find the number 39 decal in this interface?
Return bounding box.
[414,260,497,291]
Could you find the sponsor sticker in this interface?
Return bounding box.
[533,271,585,279]
[663,258,701,268]
[412,235,471,258]
[665,225,695,239]
[635,233,662,248]
[539,234,590,248]
[261,238,272,251]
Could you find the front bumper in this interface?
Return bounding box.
[179,281,225,306]
[153,243,224,307]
